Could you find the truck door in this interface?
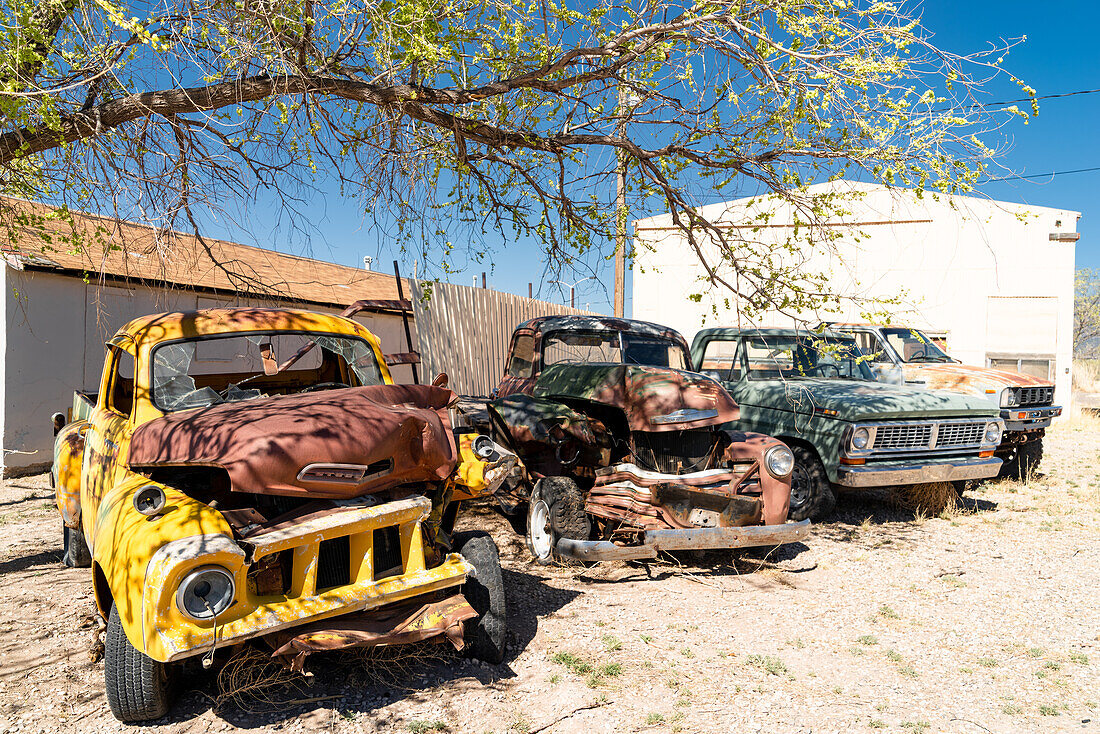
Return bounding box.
[81,343,136,544]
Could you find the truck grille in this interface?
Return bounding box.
[936,422,985,447]
[631,429,721,474]
[874,424,933,450]
[317,535,351,590]
[1019,386,1054,407]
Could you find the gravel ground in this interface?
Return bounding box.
[1,420,1098,734]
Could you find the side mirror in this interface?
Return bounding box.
[52,412,67,436]
[432,372,449,388]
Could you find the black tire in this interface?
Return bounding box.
[62,523,92,568]
[999,438,1044,481]
[526,476,591,565]
[787,445,836,522]
[105,604,173,722]
[454,531,507,664]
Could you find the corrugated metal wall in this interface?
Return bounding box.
[411,280,593,397]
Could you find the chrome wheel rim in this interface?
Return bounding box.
[790,464,813,509]
[529,499,553,559]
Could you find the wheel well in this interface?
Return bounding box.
[92,562,114,617]
[776,435,820,461]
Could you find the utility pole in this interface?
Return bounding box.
[614,85,628,318]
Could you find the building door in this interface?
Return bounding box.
[985,296,1058,380]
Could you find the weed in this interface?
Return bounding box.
[1039,705,1058,716]
[551,652,593,675]
[511,715,532,734]
[680,647,694,658]
[857,635,879,646]
[645,713,665,725]
[875,703,888,713]
[549,674,561,685]
[877,605,900,620]
[832,686,843,695]
[408,721,447,734]
[938,574,966,588]
[1028,647,1044,658]
[675,698,690,708]
[788,638,806,649]
[585,662,623,688]
[977,657,998,668]
[1071,652,1089,665]
[640,634,653,644]
[594,620,606,627]
[747,654,790,677]
[900,722,930,733]
[899,666,919,679]
[869,719,886,729]
[886,649,903,663]
[1002,704,1023,715]
[960,667,973,674]
[601,634,622,652]
[1043,661,1061,671]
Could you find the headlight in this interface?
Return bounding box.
[851,427,871,450]
[1000,387,1020,408]
[176,566,235,620]
[984,421,1003,445]
[764,445,795,478]
[133,484,166,516]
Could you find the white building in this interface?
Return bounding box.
[632,181,1080,404]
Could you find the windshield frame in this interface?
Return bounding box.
[742,334,876,382]
[540,329,691,371]
[148,329,386,413]
[881,327,954,364]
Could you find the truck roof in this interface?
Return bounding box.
[111,307,371,347]
[517,315,686,342]
[695,326,852,340]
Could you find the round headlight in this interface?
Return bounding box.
[1000,388,1019,408]
[472,434,497,460]
[133,484,166,516]
[984,421,1003,445]
[176,566,235,620]
[765,445,795,478]
[851,427,871,450]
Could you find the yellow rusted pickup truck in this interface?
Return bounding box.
[52,307,514,722]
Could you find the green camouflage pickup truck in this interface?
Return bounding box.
[690,328,1005,521]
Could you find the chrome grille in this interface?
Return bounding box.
[936,422,985,447]
[1019,387,1054,407]
[874,424,932,450]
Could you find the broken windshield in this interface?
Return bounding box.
[744,335,875,381]
[542,330,688,370]
[151,332,385,412]
[882,327,953,363]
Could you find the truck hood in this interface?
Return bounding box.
[128,384,457,499]
[736,378,999,422]
[533,363,738,432]
[902,363,1054,394]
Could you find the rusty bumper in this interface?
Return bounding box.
[835,456,1001,488]
[1001,405,1061,432]
[554,520,811,562]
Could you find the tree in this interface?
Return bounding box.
[1076,269,1100,358]
[0,0,1032,315]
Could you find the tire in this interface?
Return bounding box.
[454,531,507,664]
[787,445,836,522]
[105,604,173,722]
[999,438,1044,481]
[526,476,592,565]
[62,523,92,568]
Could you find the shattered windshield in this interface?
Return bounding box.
[882,327,952,363]
[151,332,384,412]
[542,330,688,370]
[744,335,875,381]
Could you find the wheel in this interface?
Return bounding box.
[998,437,1043,481]
[105,604,173,722]
[62,523,92,568]
[453,531,507,664]
[787,445,836,522]
[526,476,591,565]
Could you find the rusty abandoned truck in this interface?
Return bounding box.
[51,308,513,722]
[485,316,810,563]
[830,323,1061,479]
[690,328,1006,520]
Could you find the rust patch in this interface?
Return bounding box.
[129,384,458,499]
[265,594,477,672]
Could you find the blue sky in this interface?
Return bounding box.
[200,0,1098,316]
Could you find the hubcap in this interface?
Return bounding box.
[790,464,813,509]
[528,499,554,559]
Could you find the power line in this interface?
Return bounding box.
[931,87,1100,113]
[980,166,1100,183]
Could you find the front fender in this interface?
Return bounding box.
[91,472,233,659]
[487,394,597,454]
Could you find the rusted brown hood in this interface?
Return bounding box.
[128,385,457,499]
[533,364,739,431]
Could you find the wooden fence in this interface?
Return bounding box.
[411,280,592,397]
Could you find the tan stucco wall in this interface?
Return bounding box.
[1,268,417,472]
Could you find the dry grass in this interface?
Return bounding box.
[890,482,959,516]
[1054,406,1100,433]
[1072,359,1100,393]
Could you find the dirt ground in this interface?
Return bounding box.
[2,421,1099,734]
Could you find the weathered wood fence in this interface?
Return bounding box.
[411,280,592,397]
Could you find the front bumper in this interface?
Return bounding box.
[1001,405,1061,432]
[554,520,811,562]
[835,456,1002,488]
